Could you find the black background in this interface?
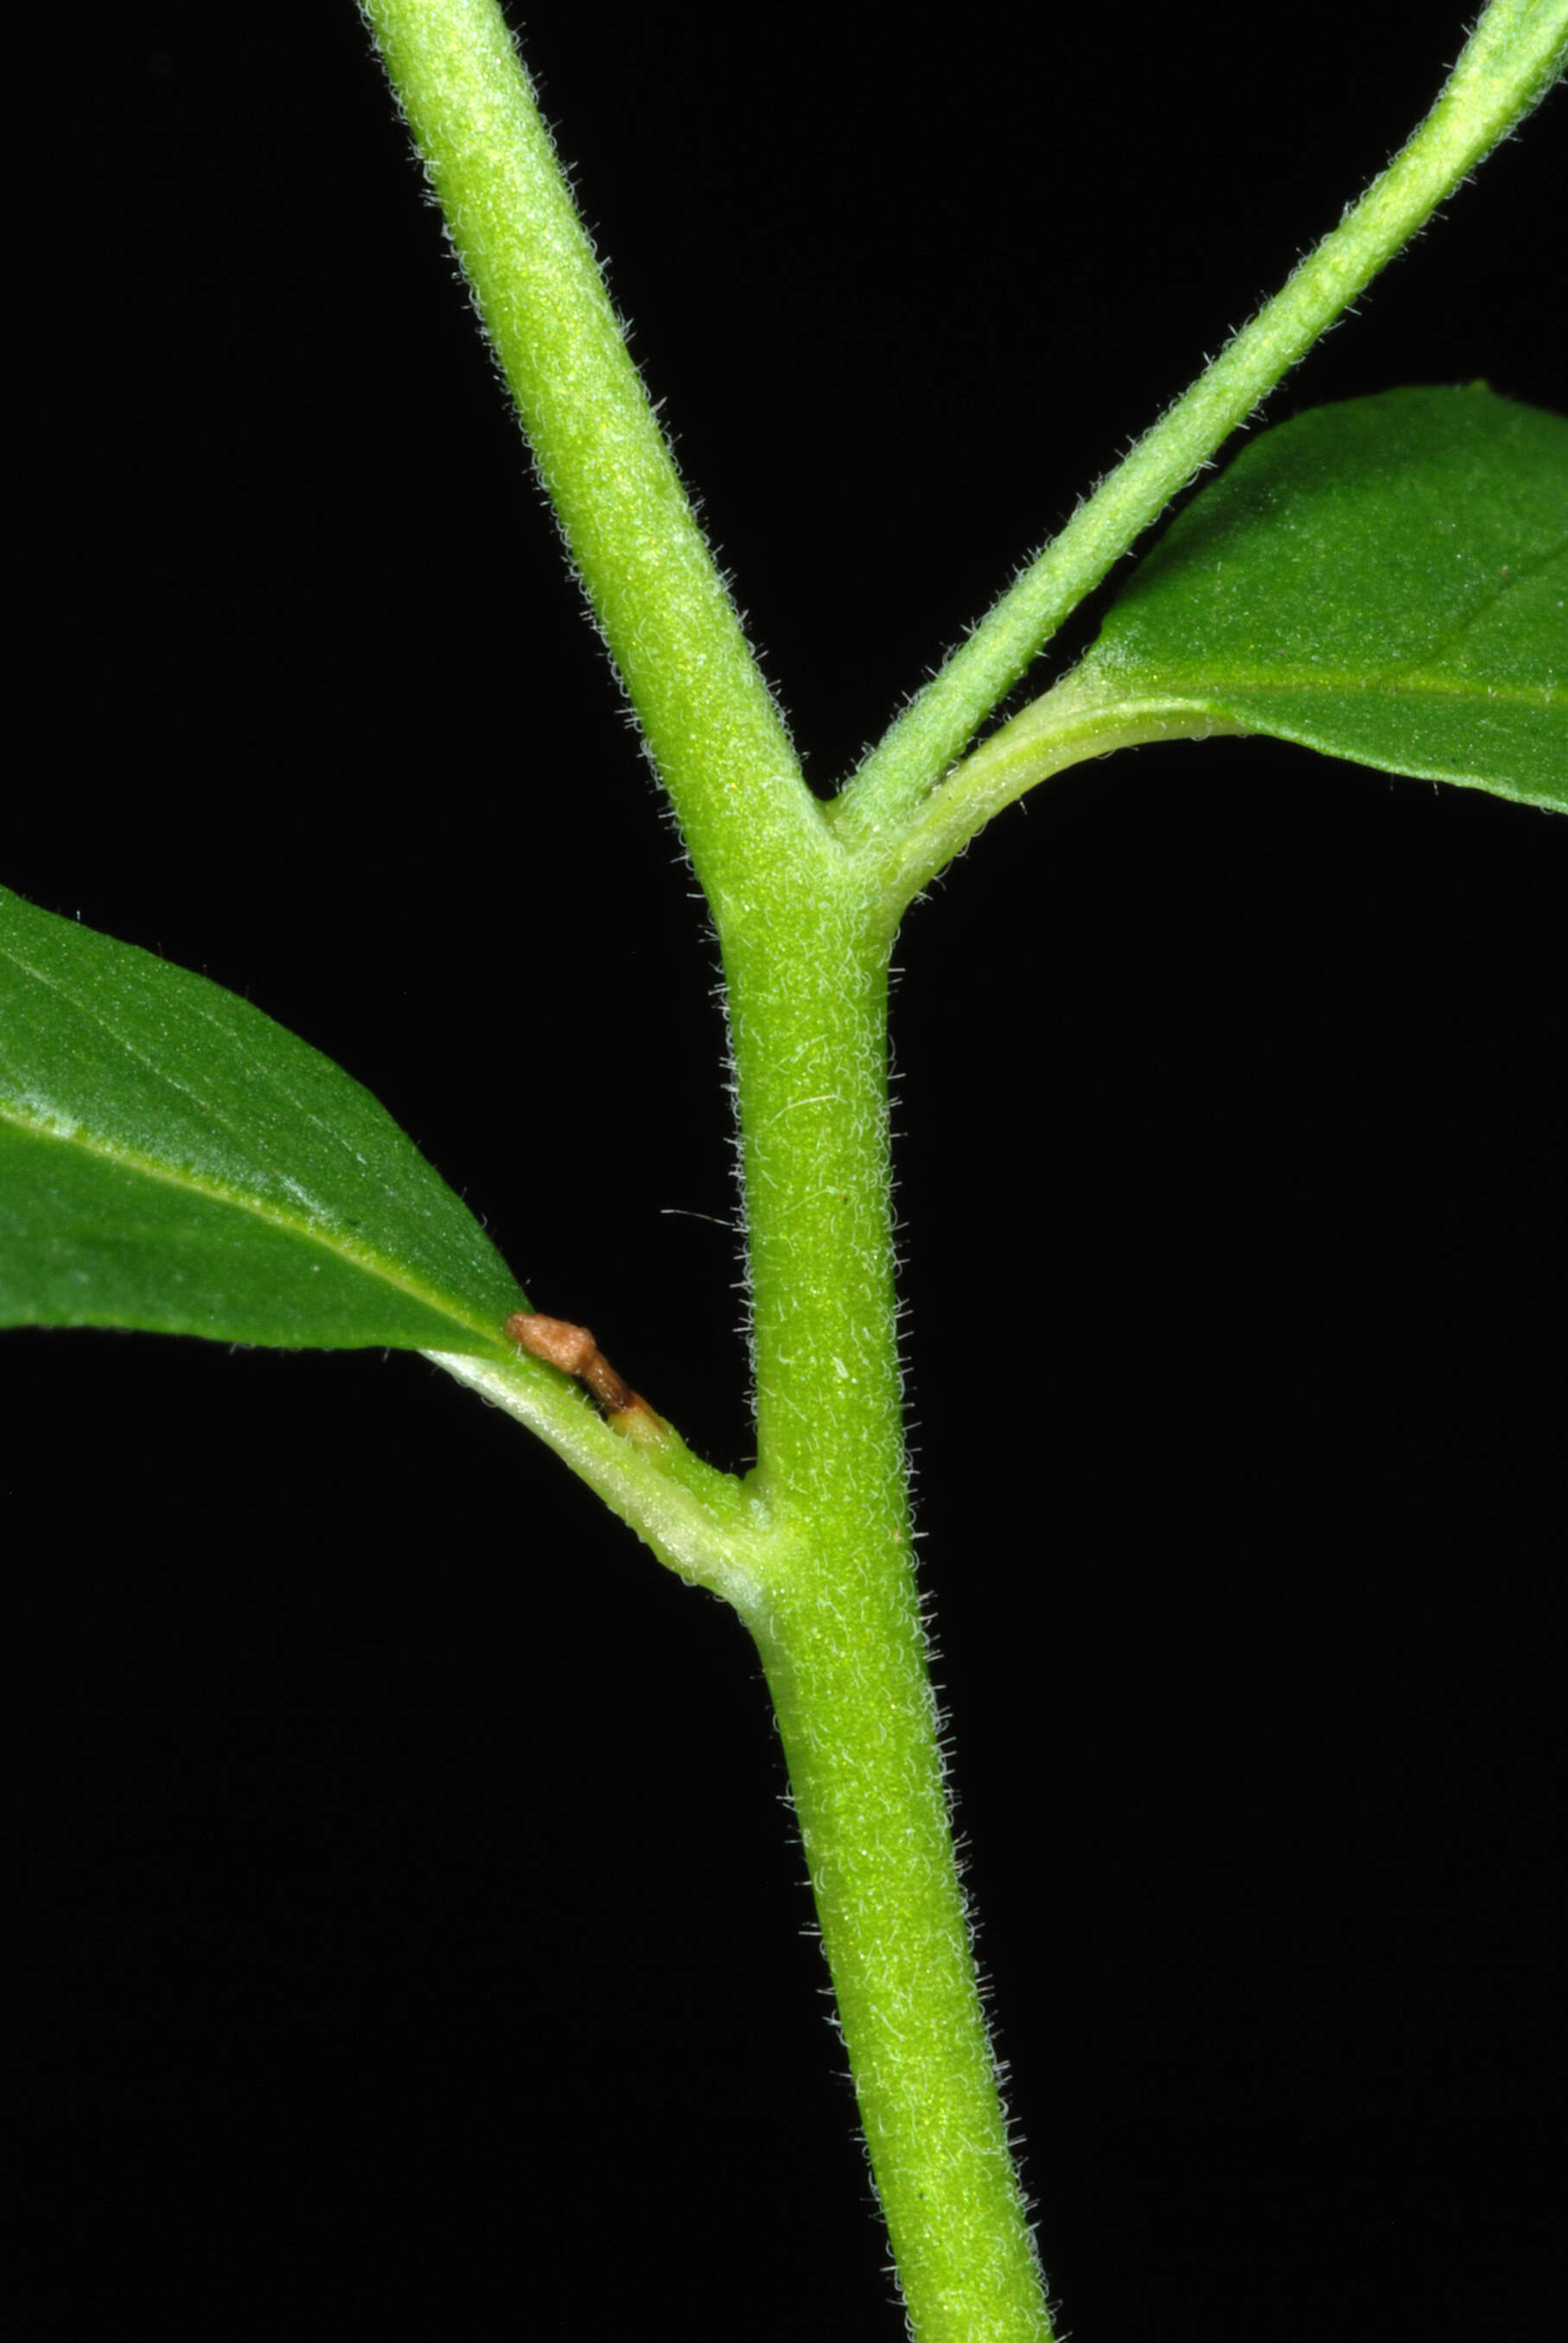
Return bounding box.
[10,5,1565,2336]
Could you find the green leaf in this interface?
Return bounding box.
[1076,386,1568,811]
[0,888,526,1352]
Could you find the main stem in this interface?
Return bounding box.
[720,866,1049,2340]
[360,2,1043,2325]
[356,2,1565,2328]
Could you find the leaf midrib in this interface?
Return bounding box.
[0,1096,497,1342]
[1,921,500,1343]
[1114,663,1561,708]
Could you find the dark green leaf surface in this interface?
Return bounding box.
[1080,386,1568,810]
[0,889,526,1351]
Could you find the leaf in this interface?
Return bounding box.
[1076,386,1568,811]
[0,888,527,1353]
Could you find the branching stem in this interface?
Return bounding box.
[830,0,1568,856]
[363,3,1565,2335]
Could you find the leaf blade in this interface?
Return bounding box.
[1076,386,1568,810]
[0,889,526,1351]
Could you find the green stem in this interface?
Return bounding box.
[757,1589,1048,2339]
[356,4,1563,2334]
[721,875,1050,2340]
[832,0,1568,852]
[358,0,823,914]
[362,8,1050,2328]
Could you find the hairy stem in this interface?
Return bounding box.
[357,4,1563,2334]
[832,0,1568,852]
[363,7,1053,2328]
[721,875,1051,2339]
[359,0,823,913]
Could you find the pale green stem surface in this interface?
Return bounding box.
[863,671,1254,929]
[832,0,1568,854]
[424,1347,768,1608]
[359,0,824,920]
[360,3,1563,2335]
[362,5,1048,2331]
[722,880,1051,2335]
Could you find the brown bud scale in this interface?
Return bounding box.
[506,1308,665,1439]
[505,1312,598,1376]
